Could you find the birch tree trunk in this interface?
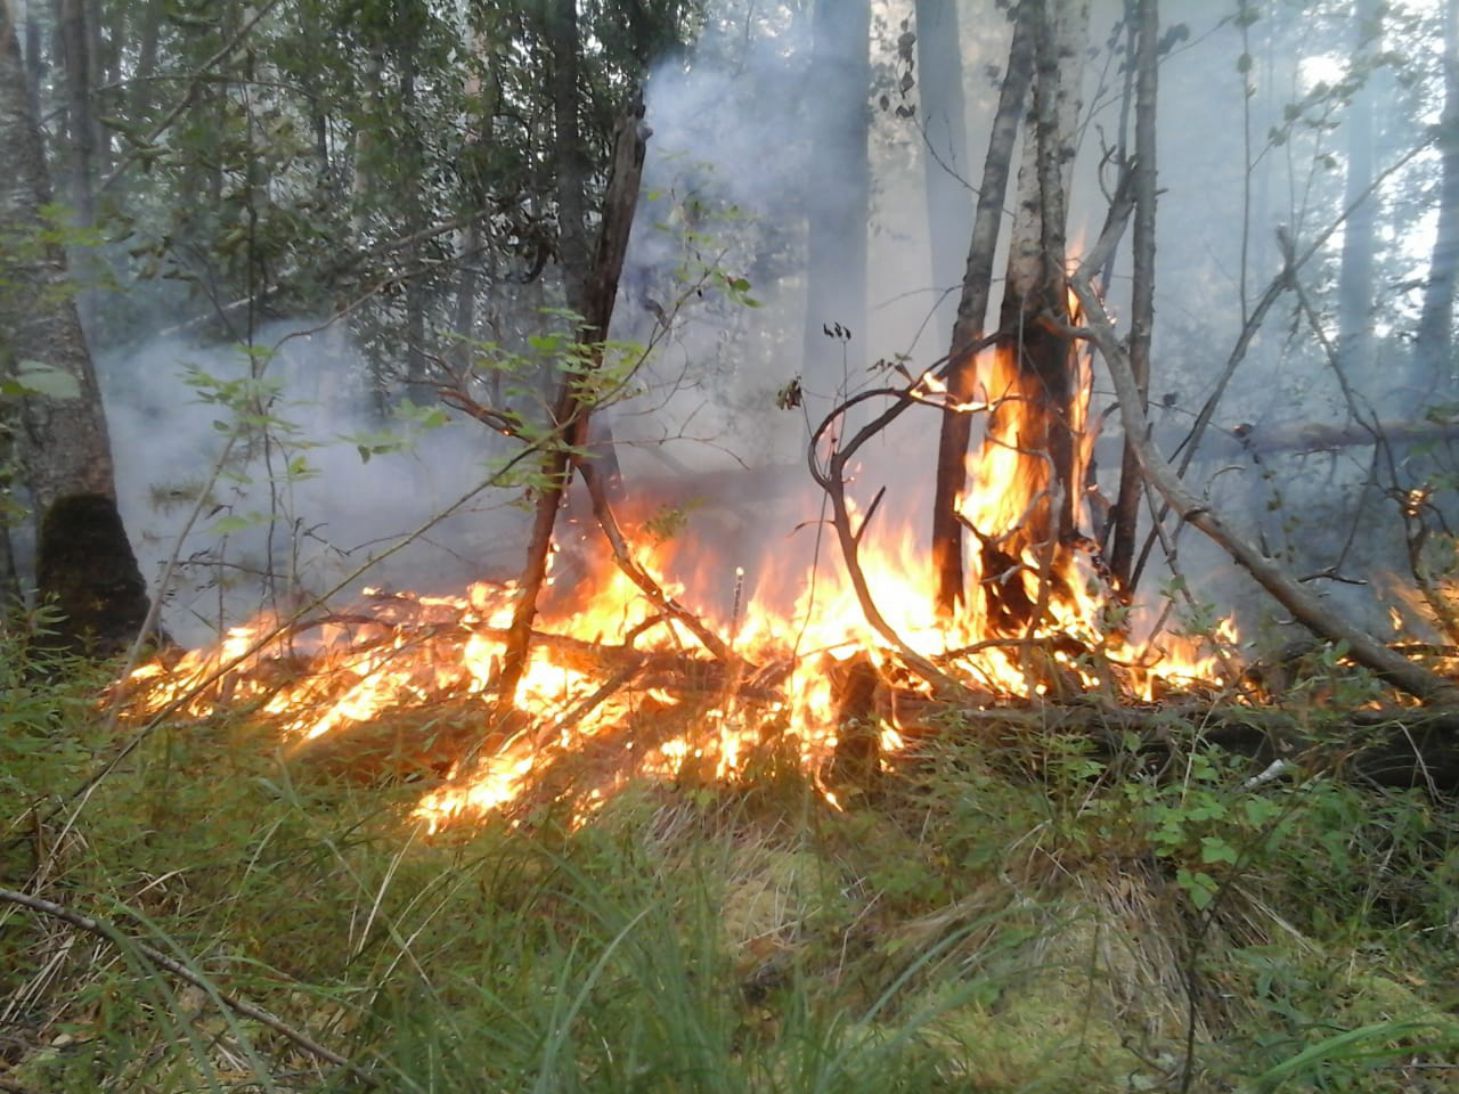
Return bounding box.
[930,1,1034,615]
[1,8,148,652]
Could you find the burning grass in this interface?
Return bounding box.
[114,469,1242,835]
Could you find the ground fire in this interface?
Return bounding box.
[119,338,1240,834]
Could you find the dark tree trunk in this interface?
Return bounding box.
[35,494,149,655]
[84,0,108,171]
[1106,0,1160,591]
[1417,0,1459,387]
[930,2,1034,616]
[800,0,871,401]
[22,3,42,117]
[496,84,650,709]
[913,0,970,349]
[0,6,148,655]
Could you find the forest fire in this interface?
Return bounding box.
[120,339,1238,833]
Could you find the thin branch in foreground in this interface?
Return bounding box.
[0,887,375,1086]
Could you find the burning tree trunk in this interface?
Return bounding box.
[496,99,651,708]
[960,0,1090,634]
[1071,249,1459,705]
[1106,0,1159,591]
[930,1,1034,617]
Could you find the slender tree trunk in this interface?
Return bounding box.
[1,8,148,653]
[1106,0,1159,590]
[400,46,432,406]
[930,2,1034,616]
[549,0,591,321]
[497,106,649,708]
[84,0,108,171]
[22,1,41,116]
[1417,0,1459,388]
[546,0,623,489]
[800,0,871,400]
[914,0,970,349]
[1336,0,1379,378]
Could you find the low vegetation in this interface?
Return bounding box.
[4,625,1459,1092]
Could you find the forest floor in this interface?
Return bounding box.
[4,649,1459,1092]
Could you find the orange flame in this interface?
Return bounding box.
[120,294,1238,831]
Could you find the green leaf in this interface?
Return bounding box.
[14,360,82,400]
[1200,836,1239,866]
[1177,868,1219,911]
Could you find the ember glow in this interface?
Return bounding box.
[121,341,1238,832]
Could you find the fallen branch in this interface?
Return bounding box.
[1095,418,1459,466]
[1070,251,1459,704]
[0,887,373,1085]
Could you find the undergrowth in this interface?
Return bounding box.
[3,633,1459,1090]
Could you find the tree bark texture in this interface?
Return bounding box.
[54,0,96,225]
[931,1,1034,616]
[1,11,147,653]
[914,0,971,350]
[0,9,116,509]
[961,0,1089,627]
[1106,0,1159,590]
[800,0,871,400]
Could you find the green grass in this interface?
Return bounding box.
[3,646,1459,1090]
